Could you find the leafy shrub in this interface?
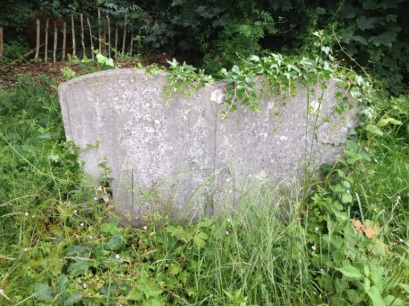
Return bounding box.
[0,42,31,64]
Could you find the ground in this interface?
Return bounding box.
[0,52,200,89]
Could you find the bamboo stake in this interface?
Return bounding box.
[44,18,49,63]
[87,17,94,60]
[0,27,3,57]
[137,28,141,55]
[53,22,58,63]
[35,20,40,59]
[71,15,76,57]
[130,33,134,55]
[106,15,111,58]
[122,14,127,55]
[80,13,86,58]
[98,9,101,52]
[115,23,118,54]
[62,21,66,61]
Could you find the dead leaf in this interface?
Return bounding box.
[364,220,379,239]
[352,219,365,234]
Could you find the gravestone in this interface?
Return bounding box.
[58,69,358,223]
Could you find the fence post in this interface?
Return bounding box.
[35,20,40,59]
[80,13,86,58]
[44,18,49,63]
[53,22,58,63]
[62,21,66,61]
[87,17,94,60]
[98,9,102,52]
[71,15,76,57]
[122,14,127,55]
[106,15,111,58]
[0,27,3,57]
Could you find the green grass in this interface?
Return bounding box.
[0,72,408,305]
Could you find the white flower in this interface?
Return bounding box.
[115,254,120,260]
[314,227,319,233]
[311,245,317,251]
[143,226,147,230]
[80,222,85,227]
[89,236,93,240]
[24,212,29,217]
[93,197,98,201]
[225,230,230,235]
[24,248,29,252]
[82,283,87,289]
[319,268,325,273]
[73,209,78,214]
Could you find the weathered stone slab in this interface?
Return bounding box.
[58,69,358,223]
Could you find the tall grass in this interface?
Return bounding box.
[0,74,408,305]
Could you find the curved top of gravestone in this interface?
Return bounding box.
[58,68,358,222]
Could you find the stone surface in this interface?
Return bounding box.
[58,69,358,223]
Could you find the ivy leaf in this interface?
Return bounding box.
[34,283,53,302]
[194,231,208,248]
[336,266,363,279]
[356,16,376,30]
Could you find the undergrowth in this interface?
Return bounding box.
[0,58,408,305]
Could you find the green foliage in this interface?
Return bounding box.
[0,42,31,65]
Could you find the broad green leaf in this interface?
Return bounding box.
[138,275,163,299]
[356,16,376,30]
[377,118,402,127]
[336,265,363,279]
[63,291,82,306]
[365,125,383,136]
[399,283,409,293]
[101,221,119,234]
[369,33,396,47]
[143,299,165,306]
[127,289,143,301]
[104,235,123,250]
[56,274,68,295]
[341,193,353,204]
[366,286,386,306]
[68,260,89,276]
[194,231,208,248]
[105,58,114,67]
[34,283,53,302]
[383,295,404,306]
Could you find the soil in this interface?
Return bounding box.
[0,52,201,89]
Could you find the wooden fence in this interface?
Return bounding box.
[0,10,141,63]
